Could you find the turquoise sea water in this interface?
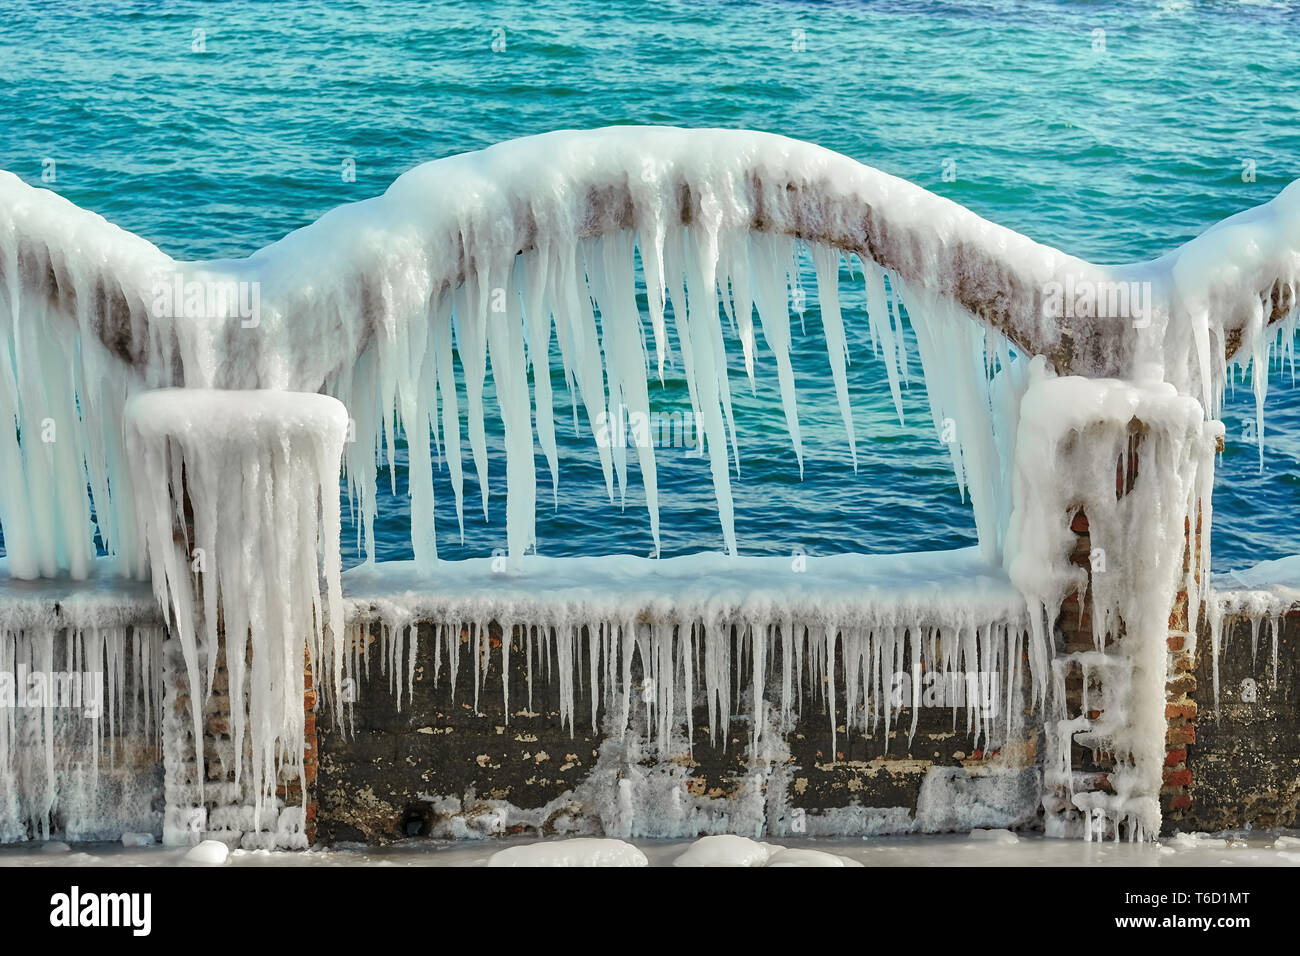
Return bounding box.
[0,0,1297,570]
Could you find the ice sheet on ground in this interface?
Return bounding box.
[2,832,1299,867]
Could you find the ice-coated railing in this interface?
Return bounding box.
[1,126,1298,845]
[1,127,1297,579]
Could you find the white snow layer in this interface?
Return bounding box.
[124,389,348,835]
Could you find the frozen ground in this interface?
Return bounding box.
[1,832,1298,868]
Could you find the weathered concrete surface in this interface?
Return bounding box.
[316,620,1040,844]
[7,628,164,842]
[317,622,603,842]
[1183,610,1300,830]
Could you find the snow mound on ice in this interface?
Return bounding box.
[765,847,864,867]
[487,838,648,868]
[673,835,778,867]
[1166,832,1228,850]
[184,840,230,865]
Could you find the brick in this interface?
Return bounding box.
[1166,724,1196,747]
[1062,631,1096,653]
[1165,702,1196,720]
[1167,633,1185,651]
[1166,673,1196,695]
[1070,511,1089,534]
[1163,769,1192,788]
[1169,794,1192,811]
[1165,749,1186,767]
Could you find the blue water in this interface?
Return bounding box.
[1,0,1297,570]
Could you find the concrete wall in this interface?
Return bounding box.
[312,593,1300,843]
[1178,610,1300,831]
[315,620,1042,844]
[6,570,1296,845]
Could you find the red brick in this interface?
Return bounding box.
[1165,749,1186,767]
[1167,673,1196,694]
[1169,794,1192,811]
[1166,725,1196,747]
[1163,769,1192,788]
[1167,633,1184,651]
[1165,702,1196,720]
[1070,511,1089,534]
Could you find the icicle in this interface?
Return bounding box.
[811,246,857,468]
[125,389,348,837]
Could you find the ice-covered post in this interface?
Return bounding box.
[1006,360,1221,840]
[124,389,348,849]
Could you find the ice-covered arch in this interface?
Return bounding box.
[1,126,1296,584]
[3,126,1300,846]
